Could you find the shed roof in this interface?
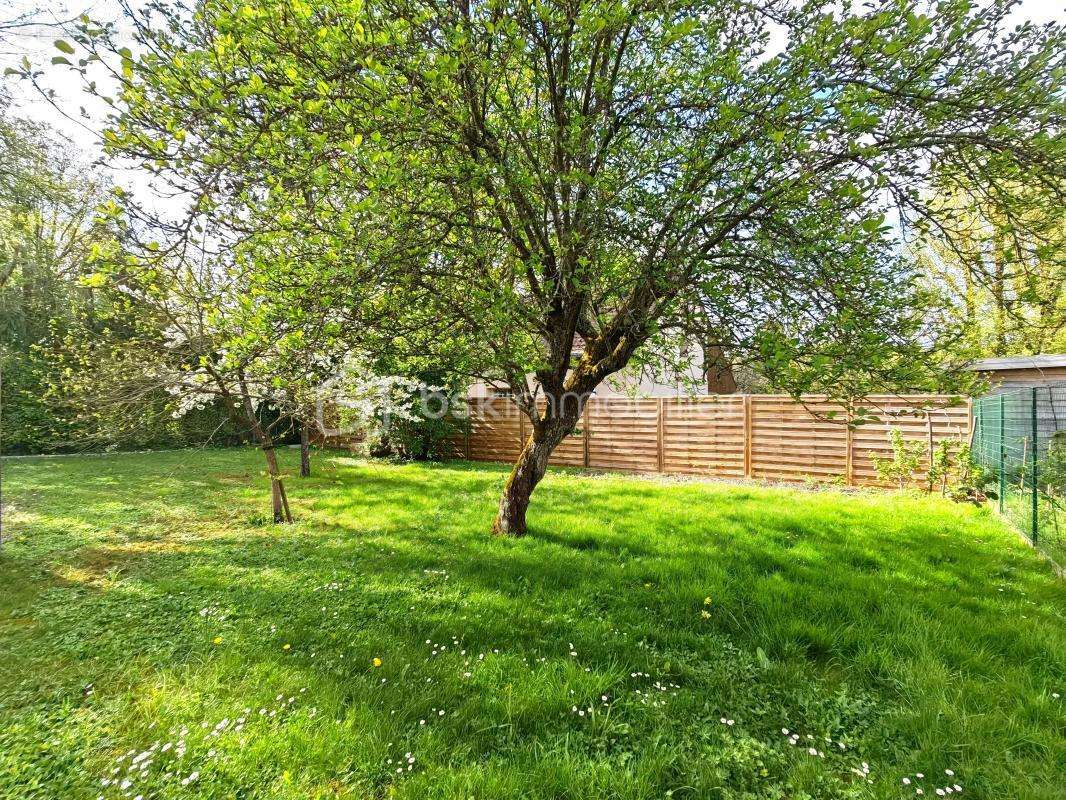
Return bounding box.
[968,355,1066,371]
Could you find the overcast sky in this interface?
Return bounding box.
[2,0,1063,214]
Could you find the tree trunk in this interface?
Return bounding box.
[493,412,579,537]
[262,442,293,523]
[236,376,293,524]
[299,424,311,478]
[703,343,737,394]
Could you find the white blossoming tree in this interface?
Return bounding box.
[319,358,457,458]
[80,227,351,523]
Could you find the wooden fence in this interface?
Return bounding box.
[459,395,972,487]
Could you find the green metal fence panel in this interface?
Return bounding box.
[972,384,1066,565]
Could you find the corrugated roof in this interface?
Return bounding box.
[969,355,1066,371]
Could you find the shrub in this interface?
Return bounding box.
[871,429,926,490]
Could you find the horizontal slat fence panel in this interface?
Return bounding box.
[467,398,523,463]
[587,398,660,472]
[751,397,848,482]
[536,398,586,467]
[662,396,746,477]
[445,394,971,488]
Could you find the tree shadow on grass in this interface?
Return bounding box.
[4,453,1065,799]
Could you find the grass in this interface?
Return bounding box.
[1,447,1063,800]
[999,488,1066,568]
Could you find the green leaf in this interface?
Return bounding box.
[54,39,75,54]
[756,647,772,670]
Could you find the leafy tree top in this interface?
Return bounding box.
[54,0,1065,407]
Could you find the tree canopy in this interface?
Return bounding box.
[43,0,1066,533]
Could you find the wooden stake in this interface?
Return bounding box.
[926,412,935,493]
[657,397,665,472]
[845,410,854,487]
[743,395,753,478]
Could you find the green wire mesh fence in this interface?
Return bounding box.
[972,385,1066,565]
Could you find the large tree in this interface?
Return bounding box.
[914,179,1065,358]
[61,0,1064,535]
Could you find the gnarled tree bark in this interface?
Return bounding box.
[493,411,581,536]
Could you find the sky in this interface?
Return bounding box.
[2,0,1063,215]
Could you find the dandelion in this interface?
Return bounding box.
[373,657,382,667]
[212,636,223,645]
[283,644,291,651]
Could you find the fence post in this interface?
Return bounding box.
[844,409,854,486]
[583,401,590,469]
[465,402,472,459]
[998,394,1005,513]
[926,412,935,493]
[1030,387,1039,546]
[657,398,665,472]
[743,395,753,478]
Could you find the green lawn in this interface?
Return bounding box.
[1,449,1063,800]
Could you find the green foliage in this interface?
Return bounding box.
[370,402,468,462]
[0,347,80,453]
[63,0,1065,416]
[871,429,927,490]
[0,105,250,453]
[949,442,998,504]
[915,180,1066,361]
[1,450,1063,798]
[1042,434,1066,495]
[0,344,245,453]
[928,438,955,495]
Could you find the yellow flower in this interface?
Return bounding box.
[372,657,382,667]
[703,597,712,606]
[701,610,711,619]
[283,643,291,651]
[212,636,223,645]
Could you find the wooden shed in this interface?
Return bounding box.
[969,355,1066,391]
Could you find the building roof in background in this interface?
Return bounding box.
[969,355,1066,371]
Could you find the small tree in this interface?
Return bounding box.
[872,429,927,491]
[928,438,957,496]
[71,226,353,523]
